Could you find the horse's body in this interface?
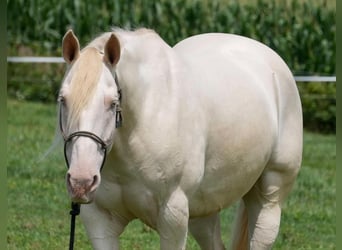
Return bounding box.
[59,29,302,250]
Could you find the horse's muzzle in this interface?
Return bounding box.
[66,173,100,204]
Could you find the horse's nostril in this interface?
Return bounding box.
[67,173,72,185]
[89,175,100,192]
[92,175,97,186]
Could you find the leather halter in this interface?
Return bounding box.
[59,72,122,172]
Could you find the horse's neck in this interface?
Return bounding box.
[109,34,202,168]
[117,35,181,128]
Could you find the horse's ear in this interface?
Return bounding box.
[104,33,121,67]
[62,29,80,64]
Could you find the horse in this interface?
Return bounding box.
[58,28,302,250]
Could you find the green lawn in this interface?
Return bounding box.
[7,99,335,249]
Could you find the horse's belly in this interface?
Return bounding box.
[188,161,263,217]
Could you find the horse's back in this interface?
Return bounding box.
[174,33,297,97]
[174,33,302,158]
[173,33,302,215]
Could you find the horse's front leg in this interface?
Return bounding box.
[80,202,129,250]
[157,187,189,250]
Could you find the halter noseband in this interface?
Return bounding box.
[62,130,108,172]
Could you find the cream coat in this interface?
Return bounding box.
[59,29,302,250]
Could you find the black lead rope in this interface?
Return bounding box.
[69,202,81,250]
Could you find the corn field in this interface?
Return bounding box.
[7,0,336,132]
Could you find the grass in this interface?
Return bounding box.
[7,99,335,249]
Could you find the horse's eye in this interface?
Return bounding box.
[58,95,65,104]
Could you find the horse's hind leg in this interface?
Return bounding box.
[239,99,302,250]
[189,212,225,250]
[242,162,300,250]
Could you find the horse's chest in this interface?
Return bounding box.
[96,176,159,227]
[122,183,159,228]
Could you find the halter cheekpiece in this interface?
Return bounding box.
[114,73,123,128]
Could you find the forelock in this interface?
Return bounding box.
[67,47,103,130]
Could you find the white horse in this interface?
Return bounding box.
[58,28,302,250]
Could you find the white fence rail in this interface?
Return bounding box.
[7,56,64,63]
[294,76,336,82]
[7,56,336,82]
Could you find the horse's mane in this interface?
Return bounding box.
[86,27,156,53]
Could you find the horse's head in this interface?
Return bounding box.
[59,30,121,203]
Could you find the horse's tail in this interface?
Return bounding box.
[230,200,248,250]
